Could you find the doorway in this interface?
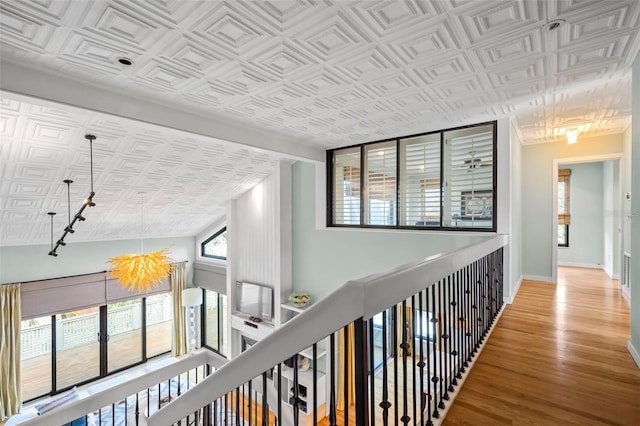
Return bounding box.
[551,154,624,286]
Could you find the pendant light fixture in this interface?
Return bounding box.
[107,192,172,292]
[47,212,57,257]
[48,134,98,256]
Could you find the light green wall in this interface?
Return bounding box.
[631,53,640,354]
[623,126,632,254]
[521,134,623,279]
[0,237,195,285]
[557,162,604,266]
[508,121,523,299]
[291,161,489,301]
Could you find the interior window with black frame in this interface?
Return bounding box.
[328,121,497,231]
[558,168,571,247]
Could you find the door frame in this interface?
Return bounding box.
[551,153,624,284]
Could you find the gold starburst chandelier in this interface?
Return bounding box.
[108,248,172,292]
[108,192,172,292]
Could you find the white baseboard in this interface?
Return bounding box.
[628,340,640,369]
[504,275,523,304]
[621,285,631,301]
[522,274,556,283]
[557,261,603,269]
[612,274,619,280]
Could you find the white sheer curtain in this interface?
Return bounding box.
[1,283,21,420]
[170,263,187,356]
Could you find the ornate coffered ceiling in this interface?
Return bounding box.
[1,0,639,246]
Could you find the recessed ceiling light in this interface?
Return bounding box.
[544,19,566,32]
[116,57,134,66]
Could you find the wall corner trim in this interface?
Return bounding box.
[628,340,640,369]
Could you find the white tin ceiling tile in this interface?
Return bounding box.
[0,3,58,52]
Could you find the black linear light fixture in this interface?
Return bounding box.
[48,134,98,257]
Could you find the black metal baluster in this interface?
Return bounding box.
[135,392,140,425]
[441,278,450,402]
[277,363,282,426]
[157,383,161,410]
[455,269,463,380]
[112,402,115,425]
[447,274,455,394]
[313,343,319,426]
[329,333,337,426]
[354,318,368,426]
[418,291,425,426]
[411,296,417,425]
[430,285,439,419]
[368,318,376,426]
[392,306,398,426]
[214,400,218,426]
[293,352,300,426]
[436,281,445,410]
[225,392,229,426]
[381,309,390,426]
[236,386,241,426]
[263,371,268,426]
[249,378,253,426]
[400,301,409,425]
[424,289,432,426]
[465,265,472,368]
[343,324,350,426]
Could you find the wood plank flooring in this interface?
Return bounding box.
[444,267,640,425]
[319,267,640,425]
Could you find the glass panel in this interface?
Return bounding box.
[558,224,568,247]
[205,290,227,354]
[443,124,494,228]
[332,147,361,225]
[146,293,173,358]
[400,134,441,226]
[56,307,100,389]
[203,227,227,259]
[371,309,392,372]
[107,299,143,372]
[21,316,52,401]
[364,141,397,225]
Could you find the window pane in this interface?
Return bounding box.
[56,307,100,389]
[333,147,361,225]
[107,299,143,372]
[203,227,227,259]
[558,182,566,214]
[558,224,569,247]
[21,316,52,401]
[364,141,397,225]
[400,134,441,226]
[204,290,227,354]
[444,125,494,228]
[146,293,173,358]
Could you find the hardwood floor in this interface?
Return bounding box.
[444,267,640,425]
[319,267,640,426]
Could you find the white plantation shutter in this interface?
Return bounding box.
[400,134,441,226]
[364,141,397,225]
[444,125,494,228]
[332,147,361,225]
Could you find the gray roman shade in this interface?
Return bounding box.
[193,261,226,294]
[105,276,170,303]
[21,270,172,319]
[21,273,107,320]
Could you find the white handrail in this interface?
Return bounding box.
[149,234,508,426]
[20,351,226,425]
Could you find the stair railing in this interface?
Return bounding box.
[150,234,508,426]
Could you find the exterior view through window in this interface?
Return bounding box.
[202,226,227,260]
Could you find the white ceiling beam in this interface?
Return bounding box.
[0,61,325,163]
